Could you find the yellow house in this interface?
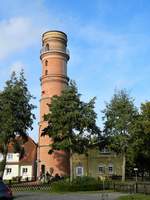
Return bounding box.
[72,148,122,179]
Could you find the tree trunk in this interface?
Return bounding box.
[86,154,89,176]
[70,149,73,182]
[141,171,144,181]
[0,154,7,179]
[0,143,8,179]
[122,152,126,182]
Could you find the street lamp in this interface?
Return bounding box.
[134,168,138,193]
[134,168,138,182]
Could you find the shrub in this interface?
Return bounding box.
[51,176,112,192]
[51,180,72,192]
[72,176,97,185]
[12,176,22,182]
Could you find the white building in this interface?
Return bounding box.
[0,137,37,181]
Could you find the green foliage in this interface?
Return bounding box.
[103,89,137,153]
[51,176,110,192]
[0,70,36,142]
[42,80,101,155]
[129,101,150,176]
[102,90,150,178]
[0,160,5,172]
[72,176,97,185]
[102,89,137,181]
[13,140,25,159]
[0,70,36,175]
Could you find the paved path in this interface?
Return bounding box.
[14,192,127,200]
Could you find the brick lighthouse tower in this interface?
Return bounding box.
[38,31,70,177]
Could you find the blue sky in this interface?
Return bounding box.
[1,0,150,141]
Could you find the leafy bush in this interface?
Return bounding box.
[12,176,22,182]
[51,176,112,192]
[111,175,122,180]
[72,176,97,185]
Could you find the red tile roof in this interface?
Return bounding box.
[19,137,37,164]
[6,136,37,165]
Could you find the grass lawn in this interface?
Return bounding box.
[118,194,150,200]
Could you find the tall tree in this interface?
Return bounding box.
[0,70,36,177]
[102,89,137,181]
[131,101,150,178]
[42,81,100,181]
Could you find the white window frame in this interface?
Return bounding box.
[6,168,12,174]
[0,153,3,160]
[22,168,28,174]
[108,164,113,174]
[98,164,105,174]
[76,166,84,176]
[7,153,13,160]
[101,148,110,154]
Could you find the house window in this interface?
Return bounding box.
[98,165,105,174]
[6,168,12,174]
[22,168,28,174]
[0,153,3,160]
[7,153,13,160]
[108,164,113,174]
[76,166,83,176]
[101,148,110,154]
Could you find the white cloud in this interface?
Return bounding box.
[0,17,44,60]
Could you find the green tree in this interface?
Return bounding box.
[0,70,36,177]
[102,89,137,181]
[42,81,100,181]
[131,102,150,179]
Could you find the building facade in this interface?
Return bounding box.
[72,148,122,179]
[1,137,37,181]
[38,31,70,177]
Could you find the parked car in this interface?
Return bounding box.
[0,181,13,199]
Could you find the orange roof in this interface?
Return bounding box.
[19,136,37,164]
[6,136,37,165]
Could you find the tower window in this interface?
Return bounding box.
[45,43,49,51]
[45,70,48,75]
[45,60,48,66]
